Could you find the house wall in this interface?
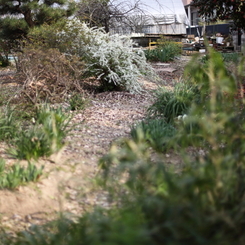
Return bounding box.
[187,24,230,37]
[143,22,187,35]
[182,0,199,26]
[110,0,189,36]
[111,21,187,36]
[182,0,192,5]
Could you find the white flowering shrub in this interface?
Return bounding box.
[58,19,156,93]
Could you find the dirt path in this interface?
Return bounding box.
[0,57,190,234]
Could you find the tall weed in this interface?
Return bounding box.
[0,161,44,189]
[0,106,20,141]
[8,105,71,160]
[36,104,71,152]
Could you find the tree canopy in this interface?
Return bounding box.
[0,0,75,40]
[192,0,245,29]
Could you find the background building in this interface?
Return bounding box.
[182,0,245,51]
[110,0,189,36]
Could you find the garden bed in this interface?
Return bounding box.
[0,57,190,235]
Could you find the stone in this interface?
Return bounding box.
[154,68,177,73]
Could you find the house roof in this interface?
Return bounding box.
[111,0,189,35]
[137,0,187,16]
[113,0,189,24]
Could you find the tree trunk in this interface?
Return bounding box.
[24,10,35,28]
[238,28,242,46]
[104,15,110,33]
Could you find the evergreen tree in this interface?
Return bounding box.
[0,0,76,51]
[192,0,245,29]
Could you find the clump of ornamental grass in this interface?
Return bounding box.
[148,82,200,123]
[130,118,176,152]
[0,106,20,141]
[8,104,72,161]
[68,92,88,111]
[0,159,43,189]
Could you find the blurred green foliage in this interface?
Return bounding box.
[148,82,200,123]
[8,104,71,161]
[68,92,88,111]
[2,47,245,245]
[130,118,176,152]
[0,160,43,190]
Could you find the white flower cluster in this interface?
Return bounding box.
[177,114,188,121]
[58,18,155,93]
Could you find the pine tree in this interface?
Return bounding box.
[0,0,76,43]
[0,0,76,65]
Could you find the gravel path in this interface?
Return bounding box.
[0,57,190,235]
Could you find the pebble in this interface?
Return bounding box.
[2,216,9,221]
[25,215,32,222]
[12,214,22,220]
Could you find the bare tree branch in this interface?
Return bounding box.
[76,0,144,32]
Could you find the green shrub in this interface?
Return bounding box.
[0,106,20,141]
[148,82,200,123]
[100,139,245,245]
[222,52,241,63]
[98,48,245,244]
[130,119,176,152]
[35,105,71,156]
[144,41,182,62]
[68,92,88,111]
[8,127,52,161]
[12,209,150,245]
[27,21,67,50]
[8,104,71,160]
[0,159,43,189]
[200,52,242,64]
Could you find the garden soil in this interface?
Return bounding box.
[0,56,191,234]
